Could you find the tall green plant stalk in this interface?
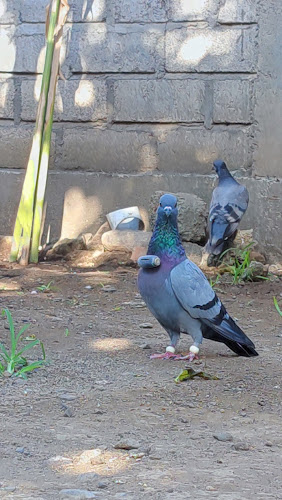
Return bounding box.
[30,2,69,262]
[10,0,69,265]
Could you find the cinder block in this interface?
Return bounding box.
[213,80,252,123]
[169,0,217,21]
[64,24,164,73]
[218,0,257,23]
[61,128,158,172]
[21,78,107,122]
[0,0,20,23]
[5,0,106,23]
[166,26,258,73]
[0,124,55,169]
[112,79,205,122]
[0,76,14,119]
[157,127,251,173]
[0,24,45,73]
[114,0,168,23]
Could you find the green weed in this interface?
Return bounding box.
[273,297,282,317]
[37,281,54,293]
[219,243,266,284]
[0,309,46,379]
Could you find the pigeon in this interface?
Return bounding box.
[138,193,258,360]
[206,160,249,260]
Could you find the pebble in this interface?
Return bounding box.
[59,394,77,401]
[139,323,153,329]
[213,432,233,442]
[63,406,74,418]
[59,489,101,499]
[233,441,251,451]
[102,286,117,293]
[48,456,72,464]
[97,481,108,489]
[85,286,92,290]
[140,343,151,350]
[265,441,273,447]
[114,440,140,450]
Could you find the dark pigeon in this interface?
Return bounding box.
[206,160,249,259]
[138,193,258,360]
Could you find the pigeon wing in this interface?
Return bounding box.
[170,259,256,348]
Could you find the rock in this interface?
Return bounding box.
[97,481,108,489]
[139,323,153,329]
[183,242,203,266]
[46,237,86,259]
[59,489,101,499]
[16,447,25,454]
[243,261,269,281]
[150,191,208,244]
[268,263,282,276]
[249,250,266,264]
[140,343,151,350]
[130,245,147,263]
[83,222,110,250]
[59,393,77,401]
[213,432,233,442]
[233,441,251,451]
[101,230,151,252]
[114,439,140,450]
[101,285,117,293]
[48,456,72,465]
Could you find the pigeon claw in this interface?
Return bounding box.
[150,352,178,360]
[150,352,199,361]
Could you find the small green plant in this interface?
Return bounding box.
[273,297,282,317]
[209,274,221,289]
[37,280,54,292]
[0,309,46,379]
[220,243,257,284]
[65,328,70,337]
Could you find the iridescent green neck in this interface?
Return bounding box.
[148,218,185,261]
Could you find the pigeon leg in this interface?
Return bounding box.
[150,331,180,360]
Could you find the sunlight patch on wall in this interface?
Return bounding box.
[0,0,7,18]
[75,80,95,107]
[61,188,102,239]
[0,28,16,71]
[179,34,213,64]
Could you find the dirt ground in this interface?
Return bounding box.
[0,261,282,500]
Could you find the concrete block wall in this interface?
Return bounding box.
[0,0,281,254]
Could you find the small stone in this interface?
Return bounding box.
[206,486,217,491]
[233,441,251,451]
[30,290,38,294]
[59,489,100,499]
[16,447,25,454]
[213,432,233,442]
[48,456,72,464]
[114,440,140,450]
[102,286,117,293]
[85,285,92,289]
[139,323,153,329]
[129,452,145,459]
[97,482,108,489]
[63,407,74,418]
[3,371,12,377]
[59,393,77,401]
[265,441,273,447]
[140,343,151,350]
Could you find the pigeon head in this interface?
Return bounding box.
[157,194,178,221]
[147,193,185,261]
[213,160,227,175]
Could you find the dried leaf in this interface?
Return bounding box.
[174,368,219,383]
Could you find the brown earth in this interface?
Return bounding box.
[0,262,282,500]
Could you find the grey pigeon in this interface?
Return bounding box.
[206,160,249,259]
[138,193,258,360]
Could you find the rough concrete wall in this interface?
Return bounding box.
[0,0,281,253]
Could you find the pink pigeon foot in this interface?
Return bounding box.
[150,351,199,361]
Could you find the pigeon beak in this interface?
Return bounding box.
[164,206,172,217]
